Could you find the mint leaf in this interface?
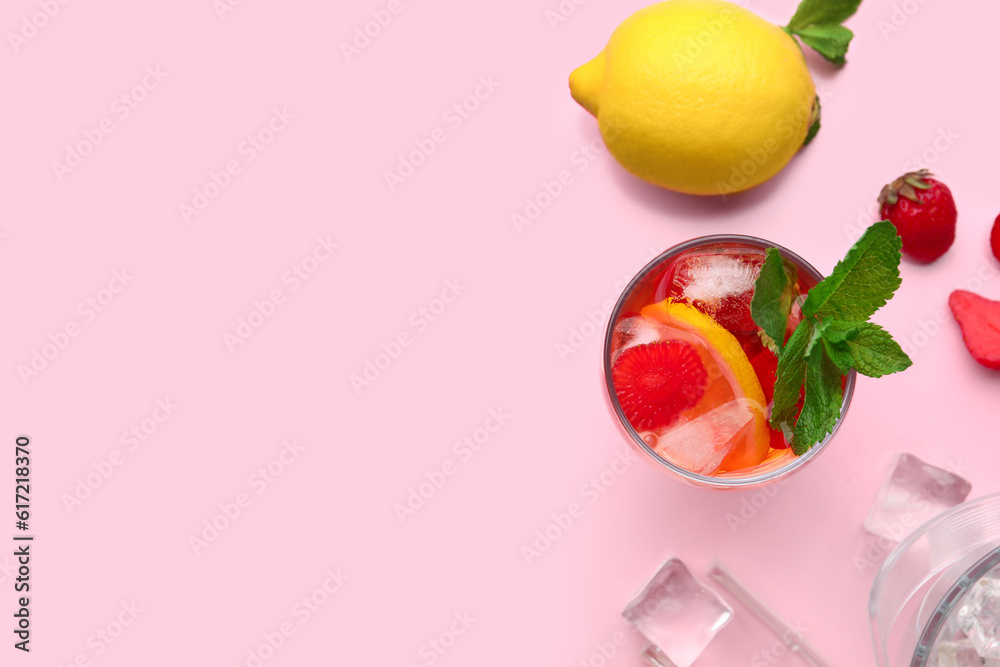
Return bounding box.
[790,25,854,66]
[771,320,812,433]
[751,248,793,354]
[823,320,861,345]
[802,220,902,322]
[821,320,860,372]
[822,337,854,372]
[785,0,862,65]
[787,0,863,32]
[792,351,843,455]
[759,330,782,356]
[803,96,821,147]
[844,322,914,377]
[804,319,830,361]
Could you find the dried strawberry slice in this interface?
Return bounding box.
[611,340,709,431]
[950,290,1000,370]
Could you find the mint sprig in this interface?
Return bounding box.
[753,221,913,454]
[770,320,812,439]
[802,220,902,322]
[794,351,844,454]
[784,0,863,66]
[750,248,794,354]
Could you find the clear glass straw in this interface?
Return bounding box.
[707,560,830,667]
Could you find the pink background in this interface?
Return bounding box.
[4,0,999,664]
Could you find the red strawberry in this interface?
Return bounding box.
[878,170,957,263]
[769,428,789,450]
[949,290,1000,370]
[991,214,1000,264]
[748,348,778,403]
[769,390,804,450]
[612,340,709,430]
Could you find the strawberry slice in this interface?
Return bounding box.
[949,290,1000,370]
[612,340,709,430]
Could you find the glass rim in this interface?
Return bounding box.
[869,492,1000,666]
[602,234,857,489]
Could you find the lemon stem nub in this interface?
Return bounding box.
[569,52,606,117]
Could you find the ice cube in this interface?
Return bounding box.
[654,249,765,336]
[957,578,1000,659]
[653,399,752,475]
[936,637,1000,666]
[622,558,733,667]
[611,316,672,366]
[942,606,971,644]
[864,453,972,542]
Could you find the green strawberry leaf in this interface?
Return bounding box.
[844,322,914,377]
[770,320,812,433]
[787,0,863,32]
[790,25,854,66]
[802,220,902,322]
[792,350,844,455]
[751,248,794,354]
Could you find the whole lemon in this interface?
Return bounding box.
[570,0,817,196]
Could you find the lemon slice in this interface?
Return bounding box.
[640,299,770,471]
